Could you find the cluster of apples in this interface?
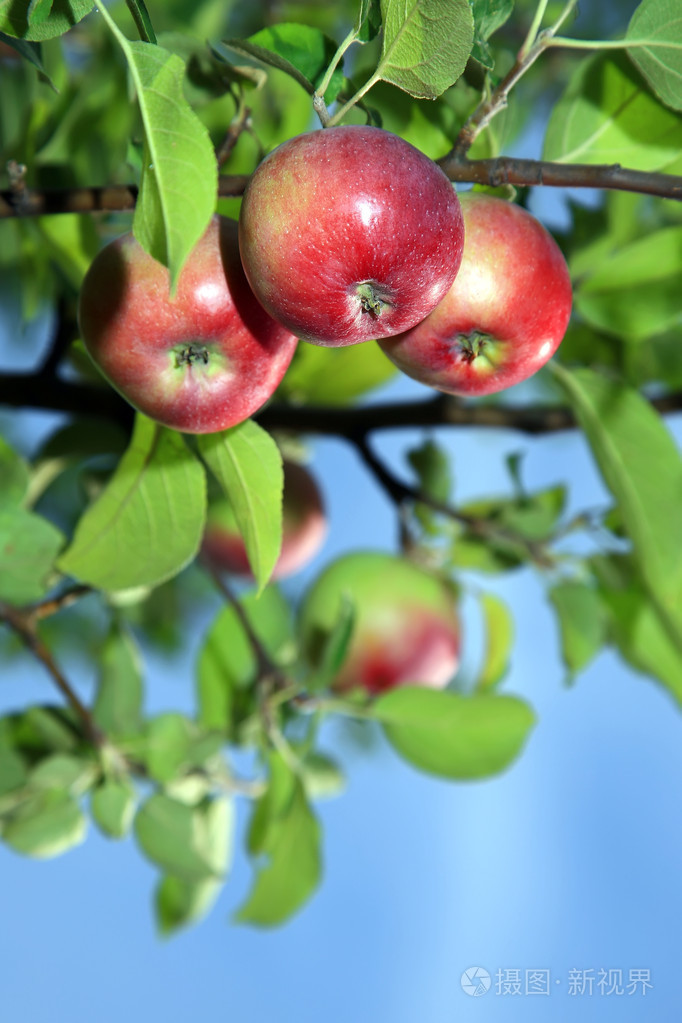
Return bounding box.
[78,124,573,696]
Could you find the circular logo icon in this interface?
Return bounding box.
[461,967,491,997]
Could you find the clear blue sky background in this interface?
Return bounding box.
[2,166,681,1022]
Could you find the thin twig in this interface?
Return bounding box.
[0,601,103,747]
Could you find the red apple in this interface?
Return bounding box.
[378,192,573,395]
[201,460,327,580]
[238,126,465,347]
[299,551,460,695]
[78,215,298,433]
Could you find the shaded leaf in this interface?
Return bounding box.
[278,341,397,405]
[0,0,93,41]
[0,435,29,509]
[155,874,223,936]
[0,507,63,604]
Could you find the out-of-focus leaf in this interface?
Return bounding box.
[0,507,63,604]
[278,342,397,405]
[0,436,29,510]
[91,778,136,839]
[0,0,93,41]
[135,794,233,882]
[548,580,606,679]
[93,625,144,737]
[155,874,223,936]
[373,687,535,778]
[476,592,514,690]
[3,789,86,858]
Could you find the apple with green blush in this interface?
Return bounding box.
[378,192,572,395]
[78,215,298,433]
[299,551,460,695]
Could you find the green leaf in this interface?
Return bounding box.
[29,753,96,794]
[407,439,452,504]
[145,714,192,783]
[551,366,682,609]
[222,24,346,104]
[0,507,64,604]
[0,0,93,41]
[278,341,397,405]
[3,789,86,858]
[92,625,144,736]
[548,581,606,679]
[91,778,136,839]
[236,757,321,927]
[197,586,294,732]
[0,722,28,797]
[469,0,514,68]
[374,687,535,779]
[58,415,206,592]
[27,0,53,26]
[575,226,682,342]
[593,554,682,703]
[98,6,216,290]
[197,421,283,594]
[304,594,355,692]
[477,592,514,690]
[356,0,382,43]
[0,436,29,510]
[135,794,233,882]
[627,0,682,112]
[300,751,346,800]
[543,52,682,170]
[376,0,474,99]
[155,874,223,936]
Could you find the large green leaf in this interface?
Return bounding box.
[627,0,682,112]
[373,687,535,779]
[98,6,216,290]
[93,625,144,736]
[197,421,283,594]
[58,415,206,593]
[551,366,682,610]
[575,225,682,342]
[0,507,64,604]
[376,0,474,98]
[543,52,682,169]
[0,0,93,40]
[236,755,321,927]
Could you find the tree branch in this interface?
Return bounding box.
[2,157,682,220]
[3,369,682,435]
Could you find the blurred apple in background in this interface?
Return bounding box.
[299,551,460,695]
[201,460,327,581]
[378,192,572,395]
[78,215,298,433]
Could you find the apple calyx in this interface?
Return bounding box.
[174,343,211,369]
[355,281,394,319]
[456,330,494,365]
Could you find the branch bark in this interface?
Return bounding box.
[2,158,682,220]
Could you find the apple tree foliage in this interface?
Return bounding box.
[1,0,682,932]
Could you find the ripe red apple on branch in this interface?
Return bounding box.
[201,460,327,581]
[238,125,465,347]
[78,216,298,433]
[378,193,573,395]
[299,552,460,695]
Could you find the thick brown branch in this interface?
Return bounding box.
[437,155,682,201]
[2,158,682,219]
[2,371,682,434]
